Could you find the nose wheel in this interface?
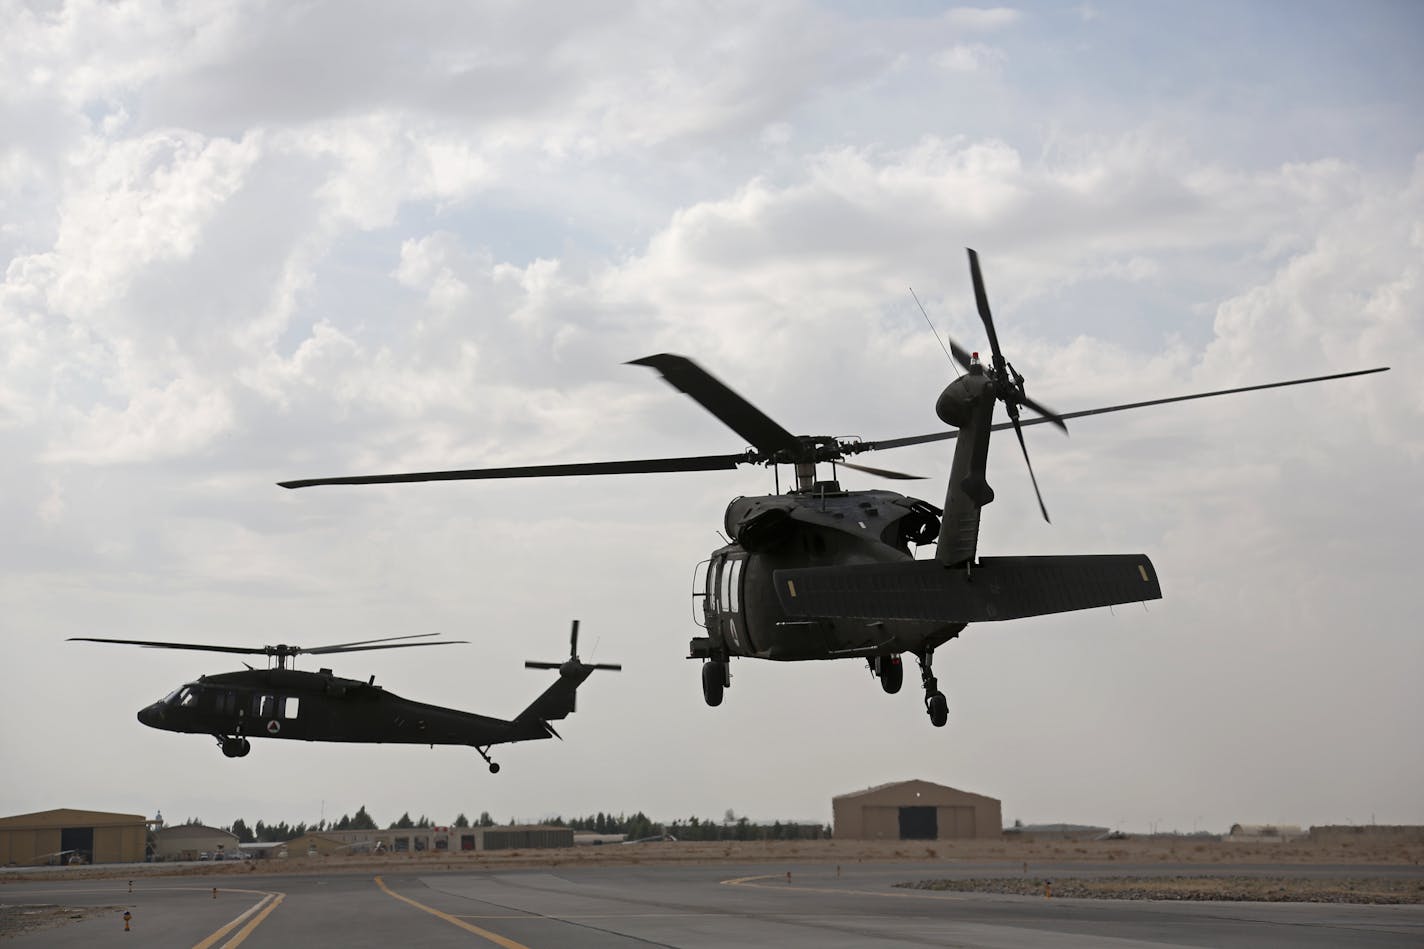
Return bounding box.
[701,659,728,707]
[917,650,949,728]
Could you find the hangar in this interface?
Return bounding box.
[833,780,1001,840]
[0,808,149,865]
[152,823,240,861]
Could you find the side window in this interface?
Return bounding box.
[728,559,741,612]
[710,560,723,612]
[256,694,277,718]
[720,559,732,612]
[285,697,300,719]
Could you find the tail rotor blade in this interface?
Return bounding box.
[1017,392,1068,433]
[1010,413,1050,523]
[967,248,1004,367]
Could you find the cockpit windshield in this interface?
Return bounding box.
[162,685,199,707]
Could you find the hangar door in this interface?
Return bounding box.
[939,806,977,838]
[898,807,937,840]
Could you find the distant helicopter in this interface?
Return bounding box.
[279,250,1387,727]
[71,621,618,772]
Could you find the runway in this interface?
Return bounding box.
[3,861,1421,947]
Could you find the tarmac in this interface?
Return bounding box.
[3,860,1422,947]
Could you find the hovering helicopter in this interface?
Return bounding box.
[71,621,618,772]
[279,250,1387,727]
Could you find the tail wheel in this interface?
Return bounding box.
[701,660,725,707]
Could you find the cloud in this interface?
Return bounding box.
[942,7,1022,31]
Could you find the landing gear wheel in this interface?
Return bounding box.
[219,736,250,758]
[879,656,903,694]
[701,660,725,707]
[476,745,499,774]
[926,692,948,728]
[916,649,949,728]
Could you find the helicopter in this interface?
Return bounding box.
[71,621,618,772]
[278,249,1387,727]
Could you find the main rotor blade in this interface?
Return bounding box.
[628,354,802,457]
[526,661,562,669]
[279,453,747,489]
[865,367,1390,452]
[966,248,1004,367]
[306,633,441,651]
[839,460,926,480]
[569,619,580,658]
[1010,413,1050,523]
[305,641,467,656]
[68,637,267,656]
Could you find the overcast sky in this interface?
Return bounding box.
[2,1,1421,836]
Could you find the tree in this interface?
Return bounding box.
[394,812,415,829]
[351,806,378,830]
[478,811,494,827]
[415,815,431,829]
[453,813,469,828]
[228,818,255,844]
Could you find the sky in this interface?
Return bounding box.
[2,0,1421,836]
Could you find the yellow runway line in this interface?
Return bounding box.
[192,890,284,949]
[375,875,534,949]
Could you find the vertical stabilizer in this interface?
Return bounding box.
[517,621,620,724]
[935,369,997,567]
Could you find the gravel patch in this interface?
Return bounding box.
[896,875,1424,904]
[0,904,124,940]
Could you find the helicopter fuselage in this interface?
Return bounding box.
[693,484,963,662]
[137,667,544,748]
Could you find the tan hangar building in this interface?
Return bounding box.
[833,780,1002,840]
[0,808,150,865]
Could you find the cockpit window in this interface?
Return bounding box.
[178,687,197,707]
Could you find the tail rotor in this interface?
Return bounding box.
[525,620,622,673]
[962,248,1067,522]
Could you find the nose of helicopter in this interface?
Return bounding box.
[137,703,165,728]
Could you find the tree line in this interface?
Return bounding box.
[209,808,828,844]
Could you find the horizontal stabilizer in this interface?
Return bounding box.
[774,555,1160,623]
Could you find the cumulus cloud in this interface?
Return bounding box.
[1,0,1420,831]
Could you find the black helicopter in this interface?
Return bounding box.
[279,250,1387,727]
[71,622,618,771]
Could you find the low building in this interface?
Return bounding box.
[1308,824,1424,843]
[1226,823,1306,842]
[152,824,240,861]
[0,808,150,865]
[280,825,574,855]
[1003,822,1111,841]
[833,780,1001,840]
